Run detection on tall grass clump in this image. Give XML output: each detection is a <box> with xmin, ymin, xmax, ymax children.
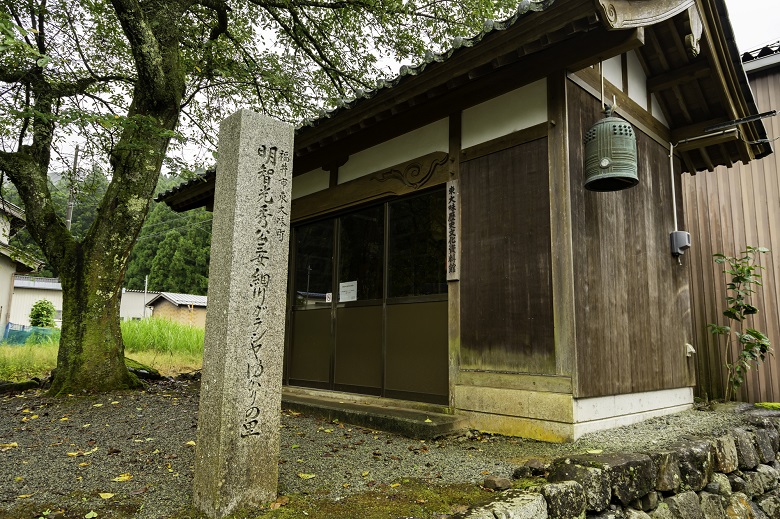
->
<box><xmin>121</xmin><ymin>318</ymin><xmax>204</xmax><ymax>356</ymax></box>
<box><xmin>121</xmin><ymin>318</ymin><xmax>204</xmax><ymax>375</ymax></box>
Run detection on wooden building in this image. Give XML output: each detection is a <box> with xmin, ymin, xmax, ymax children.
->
<box><xmin>159</xmin><ymin>0</ymin><xmax>770</xmax><ymax>440</ymax></box>
<box><xmin>147</xmin><ymin>292</ymin><xmax>208</xmax><ymax>328</ymax></box>
<box><xmin>683</xmin><ymin>42</ymin><xmax>780</xmax><ymax>403</ymax></box>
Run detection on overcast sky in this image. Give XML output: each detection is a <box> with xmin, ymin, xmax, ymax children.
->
<box><xmin>723</xmin><ymin>0</ymin><xmax>780</xmax><ymax>52</ymax></box>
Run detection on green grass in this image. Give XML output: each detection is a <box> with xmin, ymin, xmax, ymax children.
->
<box><xmin>0</xmin><ymin>318</ymin><xmax>204</xmax><ymax>381</ymax></box>
<box><xmin>121</xmin><ymin>318</ymin><xmax>204</xmax><ymax>356</ymax></box>
<box><xmin>755</xmin><ymin>402</ymin><xmax>780</xmax><ymax>410</ymax></box>
<box><xmin>0</xmin><ymin>342</ymin><xmax>58</xmax><ymax>382</ymax></box>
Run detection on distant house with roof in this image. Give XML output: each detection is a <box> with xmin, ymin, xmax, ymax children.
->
<box><xmin>0</xmin><ymin>202</ymin><xmax>43</xmax><ymax>332</ymax></box>
<box><xmin>147</xmin><ymin>292</ymin><xmax>208</xmax><ymax>328</ymax></box>
<box><xmin>7</xmin><ymin>276</ymin><xmax>159</xmax><ymax>328</ymax></box>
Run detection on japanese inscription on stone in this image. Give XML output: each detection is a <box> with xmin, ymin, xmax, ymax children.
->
<box><xmin>446</xmin><ymin>179</ymin><xmax>460</xmax><ymax>281</ymax></box>
<box><xmin>242</xmin><ymin>143</ymin><xmax>291</xmax><ymax>438</ymax></box>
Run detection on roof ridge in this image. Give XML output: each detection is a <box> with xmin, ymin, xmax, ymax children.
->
<box><xmin>742</xmin><ymin>40</ymin><xmax>780</xmax><ymax>62</ymax></box>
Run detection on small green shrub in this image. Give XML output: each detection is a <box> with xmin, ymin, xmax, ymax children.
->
<box><xmin>29</xmin><ymin>299</ymin><xmax>56</xmax><ymax>328</ymax></box>
<box><xmin>708</xmin><ymin>246</ymin><xmax>772</xmax><ymax>401</ymax></box>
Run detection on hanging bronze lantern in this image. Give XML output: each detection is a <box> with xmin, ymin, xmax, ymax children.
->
<box><xmin>583</xmin><ymin>106</ymin><xmax>638</xmax><ymax>191</ymax></box>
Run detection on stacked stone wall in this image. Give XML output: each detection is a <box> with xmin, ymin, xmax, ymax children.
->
<box><xmin>457</xmin><ymin>416</ymin><xmax>780</xmax><ymax>518</ymax></box>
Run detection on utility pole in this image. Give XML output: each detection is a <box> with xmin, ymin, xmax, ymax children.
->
<box><xmin>143</xmin><ymin>275</ymin><xmax>148</xmax><ymax>318</ymax></box>
<box><xmin>65</xmin><ymin>144</ymin><xmax>79</xmax><ymax>231</ymax></box>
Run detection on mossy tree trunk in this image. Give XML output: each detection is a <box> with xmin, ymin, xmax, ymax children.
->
<box><xmin>53</xmin><ymin>249</ymin><xmax>139</xmax><ymax>394</ymax></box>
<box><xmin>0</xmin><ymin>0</ymin><xmax>191</xmax><ymax>394</ymax></box>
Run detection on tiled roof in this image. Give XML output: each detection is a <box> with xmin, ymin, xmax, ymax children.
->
<box><xmin>155</xmin><ymin>0</ymin><xmax>554</xmax><ymax>205</ymax></box>
<box><xmin>148</xmin><ymin>292</ymin><xmax>208</xmax><ymax>308</ymax></box>
<box><xmin>0</xmin><ymin>200</ymin><xmax>25</xmax><ymax>222</ymax></box>
<box><xmin>155</xmin><ymin>169</ymin><xmax>215</xmax><ymax>204</ymax></box>
<box><xmin>742</xmin><ymin>41</ymin><xmax>780</xmax><ymax>63</ymax></box>
<box><xmin>295</xmin><ymin>0</ymin><xmax>554</xmax><ymax>132</ymax></box>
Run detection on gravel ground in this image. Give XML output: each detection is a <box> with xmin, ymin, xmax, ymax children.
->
<box><xmin>0</xmin><ymin>377</ymin><xmax>762</xmax><ymax>518</ymax></box>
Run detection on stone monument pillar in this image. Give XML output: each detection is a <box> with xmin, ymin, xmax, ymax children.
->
<box><xmin>193</xmin><ymin>110</ymin><xmax>294</xmax><ymax>518</ymax></box>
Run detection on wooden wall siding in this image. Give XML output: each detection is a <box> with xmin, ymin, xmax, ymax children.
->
<box><xmin>460</xmin><ymin>137</ymin><xmax>556</xmax><ymax>374</ymax></box>
<box><xmin>568</xmin><ymin>82</ymin><xmax>692</xmax><ymax>398</ymax></box>
<box><xmin>682</xmin><ymin>68</ymin><xmax>780</xmax><ymax>403</ymax></box>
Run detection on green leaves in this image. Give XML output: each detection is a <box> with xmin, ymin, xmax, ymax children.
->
<box><xmin>29</xmin><ymin>300</ymin><xmax>56</xmax><ymax>328</ymax></box>
<box><xmin>711</xmin><ymin>246</ymin><xmax>772</xmax><ymax>400</ymax></box>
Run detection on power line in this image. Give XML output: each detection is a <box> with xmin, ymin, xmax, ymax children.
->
<box><xmin>136</xmin><ymin>218</ymin><xmax>212</xmax><ymax>241</ymax></box>
<box><xmin>141</xmin><ymin>210</ymin><xmax>206</xmax><ymax>230</ymax></box>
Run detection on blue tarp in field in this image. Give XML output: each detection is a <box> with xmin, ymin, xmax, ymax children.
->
<box><xmin>3</xmin><ymin>323</ymin><xmax>58</xmax><ymax>344</ymax></box>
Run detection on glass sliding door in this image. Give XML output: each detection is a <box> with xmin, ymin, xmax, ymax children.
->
<box><xmin>334</xmin><ymin>205</ymin><xmax>384</xmax><ymax>394</ymax></box>
<box><xmin>287</xmin><ymin>187</ymin><xmax>448</xmax><ymax>404</ymax></box>
<box><xmin>288</xmin><ymin>220</ymin><xmax>334</xmax><ymax>388</ymax></box>
<box><xmin>385</xmin><ymin>190</ymin><xmax>448</xmax><ymax>402</ymax></box>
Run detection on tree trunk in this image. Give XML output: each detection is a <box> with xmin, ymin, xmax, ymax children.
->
<box><xmin>48</xmin><ymin>246</ymin><xmax>142</xmax><ymax>396</ymax></box>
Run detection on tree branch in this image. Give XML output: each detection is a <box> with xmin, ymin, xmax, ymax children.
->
<box><xmin>109</xmin><ymin>0</ymin><xmax>167</xmax><ymax>99</ymax></box>
<box><xmin>187</xmin><ymin>0</ymin><xmax>230</xmax><ymax>41</ymax></box>
<box><xmin>34</xmin><ymin>0</ymin><xmax>47</xmax><ymax>56</ymax></box>
<box><xmin>18</xmin><ymin>84</ymin><xmax>31</xmax><ymax>149</ymax></box>
<box><xmin>0</xmin><ymin>150</ymin><xmax>73</xmax><ymax>269</ymax></box>
<box><xmin>0</xmin><ymin>64</ymin><xmax>35</xmax><ymax>84</ymax></box>
<box><xmin>52</xmin><ymin>75</ymin><xmax>135</xmax><ymax>98</ymax></box>
<box><xmin>264</xmin><ymin>6</ymin><xmax>348</xmax><ymax>95</ymax></box>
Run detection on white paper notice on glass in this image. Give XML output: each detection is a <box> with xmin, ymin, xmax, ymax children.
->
<box><xmin>339</xmin><ymin>281</ymin><xmax>357</xmax><ymax>302</ymax></box>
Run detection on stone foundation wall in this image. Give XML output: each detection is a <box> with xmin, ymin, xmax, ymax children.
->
<box><xmin>457</xmin><ymin>415</ymin><xmax>780</xmax><ymax>518</ymax></box>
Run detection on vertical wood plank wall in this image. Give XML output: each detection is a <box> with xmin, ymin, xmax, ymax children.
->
<box><xmin>568</xmin><ymin>82</ymin><xmax>693</xmax><ymax>398</ymax></box>
<box><xmin>460</xmin><ymin>137</ymin><xmax>556</xmax><ymax>374</ymax></box>
<box><xmin>682</xmin><ymin>67</ymin><xmax>780</xmax><ymax>402</ymax></box>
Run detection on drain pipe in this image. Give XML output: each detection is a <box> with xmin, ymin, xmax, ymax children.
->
<box><xmin>669</xmin><ymin>141</ymin><xmax>690</xmax><ymax>264</ymax></box>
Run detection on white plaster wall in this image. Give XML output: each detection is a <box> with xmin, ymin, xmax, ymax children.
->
<box><xmin>292</xmin><ymin>168</ymin><xmax>330</xmax><ymax>200</ymax></box>
<box><xmin>0</xmin><ymin>257</ymin><xmax>15</xmax><ymax>331</ymax></box>
<box><xmin>652</xmin><ymin>94</ymin><xmax>669</xmax><ymax>128</ymax></box>
<box><xmin>338</xmin><ymin>118</ymin><xmax>449</xmax><ymax>184</ymax></box>
<box><xmin>603</xmin><ymin>55</ymin><xmax>623</xmax><ymax>90</ymax></box>
<box><xmin>120</xmin><ymin>290</ymin><xmax>157</xmax><ymax>320</ymax></box>
<box><xmin>572</xmin><ymin>387</ymin><xmax>693</xmax><ymax>438</ymax></box>
<box><xmin>9</xmin><ymin>288</ymin><xmax>63</xmax><ymax>327</ymax></box>
<box><xmin>626</xmin><ymin>51</ymin><xmax>648</xmax><ymax>110</ymax></box>
<box><xmin>461</xmin><ymin>79</ymin><xmax>547</xmax><ymax>149</ymax></box>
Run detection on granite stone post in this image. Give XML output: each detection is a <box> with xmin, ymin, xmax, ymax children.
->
<box><xmin>193</xmin><ymin>110</ymin><xmax>294</xmax><ymax>518</ymax></box>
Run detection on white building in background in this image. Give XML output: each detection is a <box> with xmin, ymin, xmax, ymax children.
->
<box><xmin>0</xmin><ymin>202</ymin><xmax>43</xmax><ymax>332</ymax></box>
<box><xmin>8</xmin><ymin>276</ymin><xmax>158</xmax><ymax>327</ymax></box>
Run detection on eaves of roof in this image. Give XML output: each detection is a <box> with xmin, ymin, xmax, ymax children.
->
<box><xmin>712</xmin><ymin>0</ymin><xmax>771</xmax><ymax>160</ymax></box>
<box><xmin>0</xmin><ymin>200</ymin><xmax>27</xmax><ymax>237</ymax></box>
<box><xmin>1</xmin><ymin>245</ymin><xmax>44</xmax><ymax>273</ymax></box>
<box><xmin>158</xmin><ymin>0</ymin><xmax>771</xmax><ymax>208</ymax></box>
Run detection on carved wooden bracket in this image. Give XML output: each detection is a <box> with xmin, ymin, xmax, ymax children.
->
<box><xmin>373</xmin><ymin>154</ymin><xmax>449</xmax><ymax>189</ymax></box>
<box><xmin>596</xmin><ymin>0</ymin><xmax>694</xmax><ymax>29</ymax></box>
<box><xmin>685</xmin><ymin>5</ymin><xmax>703</xmax><ymax>57</ymax></box>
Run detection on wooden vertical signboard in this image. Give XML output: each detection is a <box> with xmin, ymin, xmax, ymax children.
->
<box><xmin>446</xmin><ymin>179</ymin><xmax>460</xmax><ymax>281</ymax></box>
